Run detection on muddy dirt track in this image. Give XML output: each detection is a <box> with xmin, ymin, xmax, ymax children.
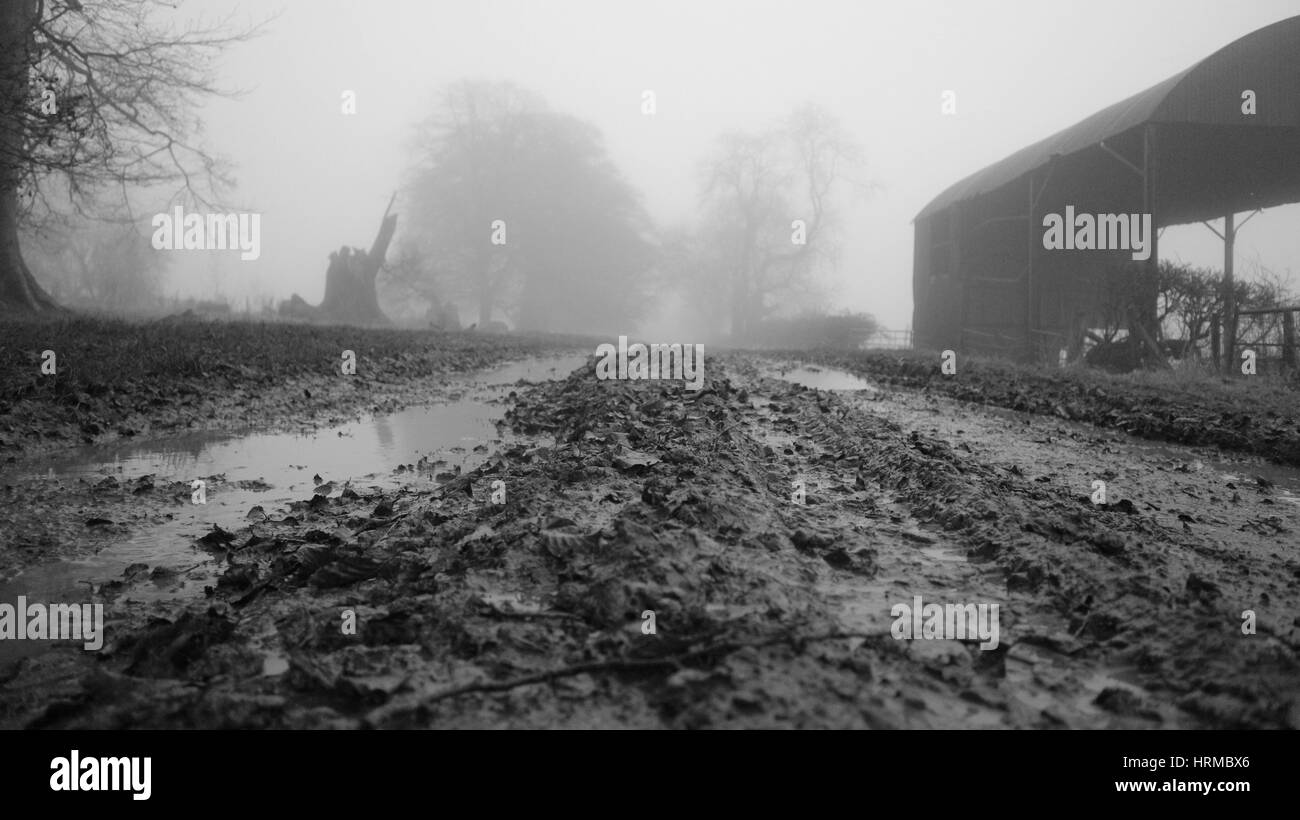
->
<box><xmin>2</xmin><ymin>350</ymin><xmax>1298</xmax><ymax>729</ymax></box>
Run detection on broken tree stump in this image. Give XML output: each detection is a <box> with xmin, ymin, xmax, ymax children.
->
<box><xmin>280</xmin><ymin>194</ymin><xmax>398</xmax><ymax>325</ymax></box>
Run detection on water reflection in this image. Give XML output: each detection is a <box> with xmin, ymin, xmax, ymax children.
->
<box><xmin>773</xmin><ymin>365</ymin><xmax>877</xmax><ymax>393</ymax></box>
<box><xmin>0</xmin><ymin>353</ymin><xmax>590</xmax><ymax>669</ymax></box>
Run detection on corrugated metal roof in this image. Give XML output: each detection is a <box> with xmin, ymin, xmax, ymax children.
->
<box><xmin>915</xmin><ymin>15</ymin><xmax>1300</xmax><ymax>221</ymax></box>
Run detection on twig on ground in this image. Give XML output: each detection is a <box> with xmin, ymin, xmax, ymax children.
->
<box><xmin>364</xmin><ymin>629</ymin><xmax>873</xmax><ymax>724</ymax></box>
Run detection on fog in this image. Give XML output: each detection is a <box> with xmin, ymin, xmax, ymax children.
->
<box><xmin>158</xmin><ymin>0</ymin><xmax>1299</xmax><ymax>334</ymax></box>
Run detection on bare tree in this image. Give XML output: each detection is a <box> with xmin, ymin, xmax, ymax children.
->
<box><xmin>1234</xmin><ymin>258</ymin><xmax>1295</xmax><ymax>359</ymax></box>
<box><xmin>1088</xmin><ymin>258</ymin><xmax>1295</xmax><ymax>368</ymax></box>
<box><xmin>1156</xmin><ymin>261</ymin><xmax>1220</xmax><ymax>358</ymax></box>
<box><xmin>405</xmin><ymin>81</ymin><xmax>543</xmax><ymax>326</ymax></box>
<box><xmin>698</xmin><ymin>103</ymin><xmax>869</xmax><ymax>341</ymax></box>
<box><xmin>405</xmin><ymin>80</ymin><xmax>656</xmax><ymax>333</ymax></box>
<box><xmin>653</xmin><ymin>223</ymin><xmax>731</xmax><ymax>337</ymax></box>
<box><xmin>0</xmin><ymin>0</ymin><xmax>264</xmax><ymax>312</ymax></box>
<box><xmin>24</xmin><ymin>215</ymin><xmax>168</xmax><ymax>309</ymax></box>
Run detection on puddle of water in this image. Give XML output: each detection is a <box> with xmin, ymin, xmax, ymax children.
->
<box><xmin>772</xmin><ymin>365</ymin><xmax>877</xmax><ymax>393</ymax></box>
<box><xmin>0</xmin><ymin>354</ymin><xmax>589</xmax><ymax>668</ymax></box>
<box><xmin>476</xmin><ymin>354</ymin><xmax>592</xmax><ymax>387</ymax></box>
<box><xmin>1136</xmin><ymin>443</ymin><xmax>1300</xmax><ymax>502</ymax></box>
<box><xmin>24</xmin><ymin>354</ymin><xmax>590</xmax><ymax>485</ymax></box>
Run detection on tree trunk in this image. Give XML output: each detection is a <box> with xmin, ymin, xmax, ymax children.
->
<box><xmin>282</xmin><ymin>198</ymin><xmax>397</xmax><ymax>325</ymax></box>
<box><xmin>0</xmin><ymin>189</ymin><xmax>60</xmax><ymax>312</ymax></box>
<box><xmin>0</xmin><ymin>0</ymin><xmax>61</xmax><ymax>313</ymax></box>
<box><xmin>477</xmin><ymin>297</ymin><xmax>490</xmax><ymax>325</ymax></box>
<box><xmin>1127</xmin><ymin>305</ymin><xmax>1171</xmax><ymax>370</ymax></box>
<box><xmin>731</xmin><ymin>260</ymin><xmax>752</xmax><ymax>342</ymax></box>
<box><xmin>316</xmin><ymin>247</ymin><xmax>385</xmax><ymax>323</ymax></box>
<box><xmin>475</xmin><ymin>243</ymin><xmax>493</xmax><ymax>325</ymax></box>
<box><xmin>729</xmin><ymin>274</ymin><xmax>746</xmax><ymax>341</ymax></box>
<box><xmin>732</xmin><ymin>221</ymin><xmax>755</xmax><ymax>342</ymax></box>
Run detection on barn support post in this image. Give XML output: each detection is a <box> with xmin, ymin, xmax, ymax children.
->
<box><xmin>1201</xmin><ymin>219</ymin><xmax>1227</xmax><ymax>368</ymax></box>
<box><xmin>1283</xmin><ymin>310</ymin><xmax>1297</xmax><ymax>369</ymax></box>
<box><xmin>1102</xmin><ymin>131</ymin><xmax>1165</xmax><ymax>367</ymax></box>
<box><xmin>1201</xmin><ymin>209</ymin><xmax>1260</xmax><ymax>372</ymax></box>
<box><xmin>1223</xmin><ymin>211</ymin><xmax>1237</xmax><ymax>372</ymax></box>
<box><xmin>1136</xmin><ymin>124</ymin><xmax>1166</xmax><ymax>366</ymax></box>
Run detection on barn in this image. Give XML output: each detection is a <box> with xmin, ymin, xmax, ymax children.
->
<box><xmin>912</xmin><ymin>15</ymin><xmax>1300</xmax><ymax>363</ymax></box>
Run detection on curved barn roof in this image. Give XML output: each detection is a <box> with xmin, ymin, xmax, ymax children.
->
<box><xmin>915</xmin><ymin>15</ymin><xmax>1300</xmax><ymax>221</ymax></box>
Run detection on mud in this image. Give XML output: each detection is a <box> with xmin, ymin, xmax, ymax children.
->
<box><xmin>3</xmin><ymin>352</ymin><xmax>1296</xmax><ymax>729</ymax></box>
<box><xmin>797</xmin><ymin>349</ymin><xmax>1300</xmax><ymax>467</ymax></box>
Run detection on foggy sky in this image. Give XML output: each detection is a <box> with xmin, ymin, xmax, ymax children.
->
<box><xmin>171</xmin><ymin>0</ymin><xmax>1300</xmax><ymax>331</ymax></box>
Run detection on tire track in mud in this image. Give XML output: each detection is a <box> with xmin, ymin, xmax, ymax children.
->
<box><xmin>733</xmin><ymin>358</ymin><xmax>1177</xmax><ymax>728</ymax></box>
<box><xmin>309</xmin><ymin>356</ymin><xmax>1279</xmax><ymax>729</ymax></box>
<box><xmin>854</xmin><ymin>385</ymin><xmax>1300</xmax><ymax>728</ymax></box>
<box><xmin>7</xmin><ymin>354</ymin><xmax>1297</xmax><ymax>728</ymax></box>
<box><xmin>750</xmin><ymin>356</ymin><xmax>1300</xmax><ymax>728</ymax></box>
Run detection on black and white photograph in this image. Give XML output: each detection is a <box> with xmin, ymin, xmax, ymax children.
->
<box><xmin>0</xmin><ymin>0</ymin><xmax>1296</xmax><ymax>803</ymax></box>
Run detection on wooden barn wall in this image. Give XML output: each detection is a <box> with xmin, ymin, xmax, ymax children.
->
<box><xmin>912</xmin><ymin>213</ymin><xmax>964</xmax><ymax>352</ymax></box>
<box><xmin>960</xmin><ymin>182</ymin><xmax>1028</xmax><ymax>351</ymax></box>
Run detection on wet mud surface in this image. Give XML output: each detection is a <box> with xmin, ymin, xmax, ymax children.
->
<box><xmin>0</xmin><ymin>317</ymin><xmax>568</xmax><ymax>461</ymax></box>
<box><xmin>3</xmin><ymin>352</ymin><xmax>1296</xmax><ymax>728</ymax></box>
<box><xmin>798</xmin><ymin>349</ymin><xmax>1300</xmax><ymax>467</ymax></box>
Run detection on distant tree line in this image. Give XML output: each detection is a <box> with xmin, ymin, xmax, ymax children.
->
<box><xmin>393</xmin><ymin>80</ymin><xmax>875</xmax><ymax>341</ymax></box>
